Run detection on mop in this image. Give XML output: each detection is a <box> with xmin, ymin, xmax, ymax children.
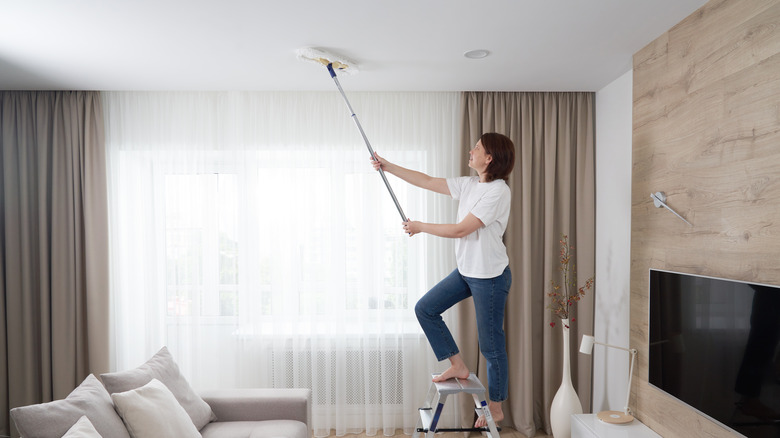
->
<box><xmin>296</xmin><ymin>47</ymin><xmax>408</xmax><ymax>223</ymax></box>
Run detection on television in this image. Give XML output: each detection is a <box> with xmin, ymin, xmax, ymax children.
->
<box><xmin>649</xmin><ymin>269</ymin><xmax>780</xmax><ymax>437</ymax></box>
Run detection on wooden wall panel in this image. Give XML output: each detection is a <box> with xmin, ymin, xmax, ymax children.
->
<box><xmin>631</xmin><ymin>0</ymin><xmax>780</xmax><ymax>436</ymax></box>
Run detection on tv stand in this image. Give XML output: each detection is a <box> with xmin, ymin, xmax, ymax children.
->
<box><xmin>572</xmin><ymin>414</ymin><xmax>660</xmax><ymax>437</ymax></box>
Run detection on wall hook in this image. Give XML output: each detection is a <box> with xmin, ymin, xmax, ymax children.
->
<box><xmin>650</xmin><ymin>192</ymin><xmax>692</xmax><ymax>226</ymax></box>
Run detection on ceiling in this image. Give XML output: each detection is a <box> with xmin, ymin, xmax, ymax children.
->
<box><xmin>0</xmin><ymin>0</ymin><xmax>708</xmax><ymax>92</ymax></box>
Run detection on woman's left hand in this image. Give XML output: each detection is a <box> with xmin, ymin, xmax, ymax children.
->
<box><xmin>403</xmin><ymin>220</ymin><xmax>422</xmax><ymax>236</ymax></box>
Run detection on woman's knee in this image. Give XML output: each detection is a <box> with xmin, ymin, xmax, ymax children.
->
<box><xmin>479</xmin><ymin>344</ymin><xmax>508</xmax><ymax>362</ymax></box>
<box><xmin>414</xmin><ymin>299</ymin><xmax>429</xmax><ymax>320</ymax></box>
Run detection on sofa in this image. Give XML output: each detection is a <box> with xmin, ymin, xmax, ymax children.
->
<box><xmin>10</xmin><ymin>347</ymin><xmax>311</xmax><ymax>438</ymax></box>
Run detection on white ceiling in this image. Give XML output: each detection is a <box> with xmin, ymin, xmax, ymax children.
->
<box><xmin>0</xmin><ymin>0</ymin><xmax>707</xmax><ymax>92</ymax></box>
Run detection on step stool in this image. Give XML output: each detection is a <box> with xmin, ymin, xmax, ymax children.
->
<box><xmin>414</xmin><ymin>373</ymin><xmax>500</xmax><ymax>438</ymax></box>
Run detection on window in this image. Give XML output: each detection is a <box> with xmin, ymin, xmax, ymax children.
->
<box><xmin>165</xmin><ymin>173</ymin><xmax>239</xmax><ymax>317</ymax></box>
<box><xmin>152</xmin><ymin>149</ymin><xmax>425</xmax><ymax>332</ymax></box>
<box><xmin>105</xmin><ymin>91</ymin><xmax>461</xmax><ymax>434</ymax></box>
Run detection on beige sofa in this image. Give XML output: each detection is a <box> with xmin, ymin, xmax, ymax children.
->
<box><xmin>199</xmin><ymin>388</ymin><xmax>310</xmax><ymax>438</ymax></box>
<box><xmin>10</xmin><ymin>347</ymin><xmax>311</xmax><ymax>438</ymax></box>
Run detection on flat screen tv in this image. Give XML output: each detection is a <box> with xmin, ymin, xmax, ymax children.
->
<box><xmin>649</xmin><ymin>269</ymin><xmax>780</xmax><ymax>437</ymax></box>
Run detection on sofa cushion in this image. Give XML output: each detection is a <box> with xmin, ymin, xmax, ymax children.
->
<box><xmin>9</xmin><ymin>374</ymin><xmax>130</xmax><ymax>438</ymax></box>
<box><xmin>111</xmin><ymin>378</ymin><xmax>200</xmax><ymax>438</ymax></box>
<box><xmin>62</xmin><ymin>416</ymin><xmax>102</xmax><ymax>438</ymax></box>
<box><xmin>200</xmin><ymin>420</ymin><xmax>309</xmax><ymax>438</ymax></box>
<box><xmin>100</xmin><ymin>346</ymin><xmax>216</xmax><ymax>429</ymax></box>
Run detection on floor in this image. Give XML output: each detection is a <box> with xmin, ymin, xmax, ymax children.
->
<box><xmin>322</xmin><ymin>428</ymin><xmax>552</xmax><ymax>437</ymax></box>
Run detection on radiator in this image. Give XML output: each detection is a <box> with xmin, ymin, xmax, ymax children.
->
<box><xmin>271</xmin><ymin>348</ymin><xmax>405</xmax><ymax>407</ymax></box>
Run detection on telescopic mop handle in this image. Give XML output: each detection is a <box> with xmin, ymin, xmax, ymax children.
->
<box><xmin>327</xmin><ymin>63</ymin><xmax>409</xmax><ymax>223</ymax></box>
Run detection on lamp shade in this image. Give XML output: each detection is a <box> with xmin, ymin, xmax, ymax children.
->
<box><xmin>579</xmin><ymin>335</ymin><xmax>595</xmax><ymax>355</ymax></box>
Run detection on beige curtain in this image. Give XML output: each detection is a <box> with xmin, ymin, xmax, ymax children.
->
<box><xmin>458</xmin><ymin>92</ymin><xmax>595</xmax><ymax>436</ymax></box>
<box><xmin>0</xmin><ymin>91</ymin><xmax>110</xmax><ymax>437</ymax></box>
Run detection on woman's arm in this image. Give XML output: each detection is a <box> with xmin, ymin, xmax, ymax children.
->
<box><xmin>372</xmin><ymin>153</ymin><xmax>450</xmax><ymax>195</ymax></box>
<box><xmin>403</xmin><ymin>213</ymin><xmax>483</xmax><ymax>238</ymax></box>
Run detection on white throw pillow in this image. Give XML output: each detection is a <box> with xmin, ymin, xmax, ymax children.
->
<box><xmin>111</xmin><ymin>379</ymin><xmax>201</xmax><ymax>438</ymax></box>
<box><xmin>100</xmin><ymin>346</ymin><xmax>215</xmax><ymax>429</ymax></box>
<box><xmin>61</xmin><ymin>416</ymin><xmax>102</xmax><ymax>438</ymax></box>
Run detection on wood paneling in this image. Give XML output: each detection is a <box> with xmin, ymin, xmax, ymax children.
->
<box><xmin>631</xmin><ymin>0</ymin><xmax>780</xmax><ymax>436</ymax></box>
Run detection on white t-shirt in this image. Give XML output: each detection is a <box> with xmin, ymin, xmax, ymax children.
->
<box><xmin>446</xmin><ymin>176</ymin><xmax>511</xmax><ymax>278</ymax></box>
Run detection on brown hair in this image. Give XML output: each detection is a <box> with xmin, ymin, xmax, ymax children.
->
<box><xmin>480</xmin><ymin>132</ymin><xmax>515</xmax><ymax>182</ymax></box>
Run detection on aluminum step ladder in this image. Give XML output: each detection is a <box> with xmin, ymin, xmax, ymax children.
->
<box><xmin>414</xmin><ymin>373</ymin><xmax>500</xmax><ymax>438</ymax></box>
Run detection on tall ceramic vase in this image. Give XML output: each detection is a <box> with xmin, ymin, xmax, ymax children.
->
<box><xmin>550</xmin><ymin>319</ymin><xmax>583</xmax><ymax>438</ymax></box>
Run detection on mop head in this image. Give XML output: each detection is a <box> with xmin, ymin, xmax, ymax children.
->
<box><xmin>296</xmin><ymin>47</ymin><xmax>359</xmax><ymax>75</ymax></box>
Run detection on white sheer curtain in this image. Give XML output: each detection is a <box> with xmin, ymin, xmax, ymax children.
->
<box><xmin>103</xmin><ymin>91</ymin><xmax>463</xmax><ymax>436</ymax></box>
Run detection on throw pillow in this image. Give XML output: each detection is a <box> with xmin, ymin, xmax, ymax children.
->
<box><xmin>100</xmin><ymin>346</ymin><xmax>215</xmax><ymax>430</ymax></box>
<box><xmin>10</xmin><ymin>374</ymin><xmax>130</xmax><ymax>438</ymax></box>
<box><xmin>62</xmin><ymin>416</ymin><xmax>102</xmax><ymax>438</ymax></box>
<box><xmin>111</xmin><ymin>378</ymin><xmax>201</xmax><ymax>438</ymax></box>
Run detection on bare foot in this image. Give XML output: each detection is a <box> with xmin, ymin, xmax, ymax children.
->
<box><xmin>432</xmin><ymin>353</ymin><xmax>470</xmax><ymax>382</ymax></box>
<box><xmin>475</xmin><ymin>402</ymin><xmax>503</xmax><ymax>429</ymax></box>
<box><xmin>432</xmin><ymin>365</ymin><xmax>470</xmax><ymax>382</ymax></box>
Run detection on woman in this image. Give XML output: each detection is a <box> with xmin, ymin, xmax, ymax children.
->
<box><xmin>371</xmin><ymin>132</ymin><xmax>515</xmax><ymax>428</ymax></box>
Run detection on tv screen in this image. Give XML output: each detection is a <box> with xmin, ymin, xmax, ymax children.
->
<box><xmin>649</xmin><ymin>269</ymin><xmax>780</xmax><ymax>437</ymax></box>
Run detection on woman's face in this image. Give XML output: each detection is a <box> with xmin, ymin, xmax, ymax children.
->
<box><xmin>468</xmin><ymin>140</ymin><xmax>492</xmax><ymax>172</ymax></box>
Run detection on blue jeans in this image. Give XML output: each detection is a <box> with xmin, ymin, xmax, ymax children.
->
<box><xmin>415</xmin><ymin>267</ymin><xmax>511</xmax><ymax>402</ymax></box>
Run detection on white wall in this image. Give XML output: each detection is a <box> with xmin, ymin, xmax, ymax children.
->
<box><xmin>593</xmin><ymin>69</ymin><xmax>633</xmax><ymax>413</ymax></box>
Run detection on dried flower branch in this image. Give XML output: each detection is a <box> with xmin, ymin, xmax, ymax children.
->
<box><xmin>547</xmin><ymin>234</ymin><xmax>594</xmax><ymax>329</ymax></box>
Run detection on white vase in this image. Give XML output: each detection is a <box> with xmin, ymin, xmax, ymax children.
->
<box><xmin>550</xmin><ymin>318</ymin><xmax>583</xmax><ymax>438</ymax></box>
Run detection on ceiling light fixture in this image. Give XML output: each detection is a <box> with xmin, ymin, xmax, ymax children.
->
<box><xmin>463</xmin><ymin>49</ymin><xmax>490</xmax><ymax>59</ymax></box>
